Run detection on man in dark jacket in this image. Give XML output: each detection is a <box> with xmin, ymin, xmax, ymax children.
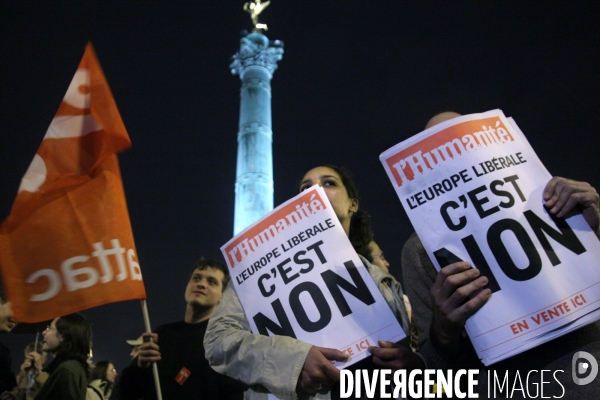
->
<box><xmin>119</xmin><ymin>258</ymin><xmax>247</xmax><ymax>399</ymax></box>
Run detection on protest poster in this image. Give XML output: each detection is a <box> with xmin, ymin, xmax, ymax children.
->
<box><xmin>221</xmin><ymin>185</ymin><xmax>406</xmax><ymax>368</ymax></box>
<box><xmin>0</xmin><ymin>43</ymin><xmax>146</xmax><ymax>323</ymax></box>
<box><xmin>380</xmin><ymin>109</ymin><xmax>600</xmax><ymax>365</ymax></box>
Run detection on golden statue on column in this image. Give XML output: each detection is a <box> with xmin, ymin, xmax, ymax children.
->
<box><xmin>244</xmin><ymin>0</ymin><xmax>270</xmax><ymax>31</ymax></box>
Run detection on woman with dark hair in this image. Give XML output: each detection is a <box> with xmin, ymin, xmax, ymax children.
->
<box><xmin>205</xmin><ymin>165</ymin><xmax>423</xmax><ymax>400</ymax></box>
<box><xmin>87</xmin><ymin>360</ymin><xmax>116</xmax><ymax>400</ymax></box>
<box><xmin>35</xmin><ymin>313</ymin><xmax>91</xmax><ymax>400</ymax></box>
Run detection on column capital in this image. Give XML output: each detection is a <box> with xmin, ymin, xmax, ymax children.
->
<box><xmin>230</xmin><ymin>32</ymin><xmax>284</xmax><ymax>76</ymax></box>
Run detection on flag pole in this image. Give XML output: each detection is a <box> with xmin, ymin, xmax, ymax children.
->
<box><xmin>141</xmin><ymin>299</ymin><xmax>163</xmax><ymax>400</ymax></box>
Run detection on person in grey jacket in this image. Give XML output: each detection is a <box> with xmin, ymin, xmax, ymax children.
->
<box><xmin>205</xmin><ymin>165</ymin><xmax>423</xmax><ymax>400</ymax></box>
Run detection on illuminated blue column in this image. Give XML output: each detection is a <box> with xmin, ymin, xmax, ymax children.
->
<box><xmin>230</xmin><ymin>32</ymin><xmax>284</xmax><ymax>234</ymax></box>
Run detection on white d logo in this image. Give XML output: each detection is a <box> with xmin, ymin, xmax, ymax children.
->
<box><xmin>572</xmin><ymin>351</ymin><xmax>598</xmax><ymax>386</ymax></box>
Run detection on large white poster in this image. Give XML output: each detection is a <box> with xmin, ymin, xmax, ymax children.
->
<box><xmin>380</xmin><ymin>109</ymin><xmax>600</xmax><ymax>365</ymax></box>
<box><xmin>221</xmin><ymin>185</ymin><xmax>406</xmax><ymax>368</ymax></box>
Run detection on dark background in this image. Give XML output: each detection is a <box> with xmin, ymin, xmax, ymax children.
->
<box><xmin>1</xmin><ymin>0</ymin><xmax>599</xmax><ymax>375</ymax></box>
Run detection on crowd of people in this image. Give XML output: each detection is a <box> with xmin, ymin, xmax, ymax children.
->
<box><xmin>0</xmin><ymin>112</ymin><xmax>599</xmax><ymax>399</ymax></box>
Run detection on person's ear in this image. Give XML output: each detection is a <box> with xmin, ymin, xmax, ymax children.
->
<box><xmin>349</xmin><ymin>198</ymin><xmax>358</xmax><ymax>213</ymax></box>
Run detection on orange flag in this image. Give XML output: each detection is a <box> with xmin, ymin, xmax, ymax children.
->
<box><xmin>0</xmin><ymin>43</ymin><xmax>146</xmax><ymax>323</ymax></box>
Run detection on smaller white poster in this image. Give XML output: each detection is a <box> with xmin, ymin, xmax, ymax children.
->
<box><xmin>221</xmin><ymin>185</ymin><xmax>406</xmax><ymax>368</ymax></box>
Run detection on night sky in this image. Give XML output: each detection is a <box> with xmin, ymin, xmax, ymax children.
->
<box><xmin>1</xmin><ymin>1</ymin><xmax>599</xmax><ymax>375</ymax></box>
